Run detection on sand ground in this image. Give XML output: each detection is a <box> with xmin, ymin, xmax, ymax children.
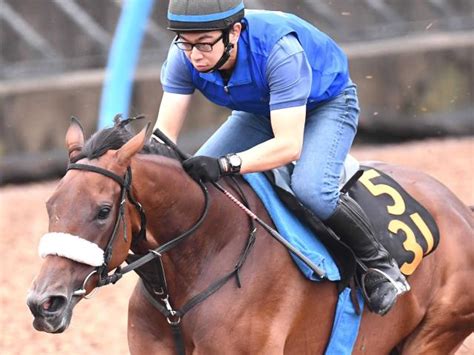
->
<box><xmin>1</xmin><ymin>137</ymin><xmax>472</xmax><ymax>354</ymax></box>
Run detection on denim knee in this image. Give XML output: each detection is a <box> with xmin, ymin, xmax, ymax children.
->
<box><xmin>291</xmin><ymin>176</ymin><xmax>340</xmax><ymax>220</ymax></box>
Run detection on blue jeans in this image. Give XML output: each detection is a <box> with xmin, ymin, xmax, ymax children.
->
<box><xmin>196</xmin><ymin>83</ymin><xmax>360</xmax><ymax>220</ymax></box>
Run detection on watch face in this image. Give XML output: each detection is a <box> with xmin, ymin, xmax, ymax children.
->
<box><xmin>228</xmin><ymin>154</ymin><xmax>241</xmax><ymax>167</ymax></box>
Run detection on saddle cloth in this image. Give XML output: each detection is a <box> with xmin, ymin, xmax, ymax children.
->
<box><xmin>349</xmin><ymin>166</ymin><xmax>440</xmax><ymax>275</ymax></box>
<box><xmin>243</xmin><ymin>162</ymin><xmax>440</xmax><ymax>354</ymax></box>
<box><xmin>244</xmin><ymin>172</ymin><xmax>362</xmax><ymax>355</ymax></box>
<box><xmin>259</xmin><ymin>163</ymin><xmax>440</xmax><ymax>278</ymax></box>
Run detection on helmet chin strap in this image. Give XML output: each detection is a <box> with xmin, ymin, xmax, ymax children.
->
<box><xmin>201</xmin><ymin>29</ymin><xmax>234</xmax><ymax>73</ymax></box>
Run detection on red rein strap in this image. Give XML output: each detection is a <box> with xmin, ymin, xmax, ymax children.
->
<box><xmin>152</xmin><ymin>128</ymin><xmax>326</xmax><ymax>279</ymax></box>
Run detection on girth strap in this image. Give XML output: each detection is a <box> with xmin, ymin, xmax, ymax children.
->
<box><xmin>133</xmin><ymin>174</ymin><xmax>257</xmax><ymax>355</ymax></box>
<box><xmin>138</xmin><ymin>225</ymin><xmax>257</xmax><ymax>355</ymax></box>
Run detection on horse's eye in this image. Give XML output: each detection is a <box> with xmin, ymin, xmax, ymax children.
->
<box><xmin>97</xmin><ymin>207</ymin><xmax>111</xmax><ymax>220</ymax></box>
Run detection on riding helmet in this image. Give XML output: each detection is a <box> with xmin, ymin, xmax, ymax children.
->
<box><xmin>167</xmin><ymin>0</ymin><xmax>245</xmax><ymax>32</ymax></box>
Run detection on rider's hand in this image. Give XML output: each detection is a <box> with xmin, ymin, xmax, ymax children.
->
<box><xmin>183</xmin><ymin>156</ymin><xmax>224</xmax><ymax>182</ymax></box>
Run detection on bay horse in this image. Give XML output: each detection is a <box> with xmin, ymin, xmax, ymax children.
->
<box><xmin>27</xmin><ymin>118</ymin><xmax>474</xmax><ymax>354</ymax></box>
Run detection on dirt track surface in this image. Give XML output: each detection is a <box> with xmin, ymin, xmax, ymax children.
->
<box><xmin>1</xmin><ymin>137</ymin><xmax>473</xmax><ymax>355</ymax></box>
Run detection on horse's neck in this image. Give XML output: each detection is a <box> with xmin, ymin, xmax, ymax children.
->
<box><xmin>131</xmin><ymin>155</ymin><xmax>205</xmax><ymax>240</ymax></box>
<box><xmin>130</xmin><ymin>155</ymin><xmax>248</xmax><ymax>290</ymax></box>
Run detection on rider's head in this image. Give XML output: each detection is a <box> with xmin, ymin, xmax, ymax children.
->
<box><xmin>167</xmin><ymin>0</ymin><xmax>245</xmax><ymax>73</ymax></box>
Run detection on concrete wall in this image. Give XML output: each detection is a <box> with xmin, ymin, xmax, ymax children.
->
<box><xmin>349</xmin><ymin>43</ymin><xmax>473</xmax><ymax>139</ymax></box>
<box><xmin>1</xmin><ymin>36</ymin><xmax>472</xmax><ymax>157</ymax></box>
<box><xmin>1</xmin><ymin>29</ymin><xmax>473</xmax><ymax>183</ymax></box>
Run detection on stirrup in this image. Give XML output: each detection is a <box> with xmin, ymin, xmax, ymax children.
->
<box><xmin>360</xmin><ymin>267</ymin><xmax>410</xmax><ymax>303</ymax></box>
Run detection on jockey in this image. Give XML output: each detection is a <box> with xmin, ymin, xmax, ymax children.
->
<box><xmin>154</xmin><ymin>0</ymin><xmax>410</xmax><ymax>315</ymax></box>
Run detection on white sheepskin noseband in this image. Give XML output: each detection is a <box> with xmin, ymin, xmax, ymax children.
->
<box><xmin>38</xmin><ymin>232</ymin><xmax>104</xmax><ymax>267</ymax></box>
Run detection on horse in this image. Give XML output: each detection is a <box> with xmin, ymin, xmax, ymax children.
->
<box><xmin>27</xmin><ymin>118</ymin><xmax>474</xmax><ymax>354</ymax></box>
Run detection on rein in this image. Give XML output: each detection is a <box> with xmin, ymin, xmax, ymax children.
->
<box><xmin>67</xmin><ymin>127</ymin><xmax>325</xmax><ymax>355</ymax></box>
<box><xmin>152</xmin><ymin>128</ymin><xmax>327</xmax><ymax>279</ymax></box>
<box><xmin>66</xmin><ymin>162</ymin><xmax>211</xmax><ymax>290</ymax></box>
<box><xmin>66</xmin><ymin>156</ymin><xmax>257</xmax><ymax>355</ymax></box>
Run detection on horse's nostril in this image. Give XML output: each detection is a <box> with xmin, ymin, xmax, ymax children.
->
<box><xmin>41</xmin><ymin>296</ymin><xmax>67</xmax><ymax>314</ymax></box>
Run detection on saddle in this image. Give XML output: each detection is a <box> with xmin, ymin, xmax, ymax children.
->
<box><xmin>263</xmin><ymin>156</ymin><xmax>440</xmax><ymax>288</ymax></box>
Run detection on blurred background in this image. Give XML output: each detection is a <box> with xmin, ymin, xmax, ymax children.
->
<box><xmin>1</xmin><ymin>0</ymin><xmax>473</xmax><ymax>184</ymax></box>
<box><xmin>1</xmin><ymin>2</ymin><xmax>473</xmax><ymax>354</ymax></box>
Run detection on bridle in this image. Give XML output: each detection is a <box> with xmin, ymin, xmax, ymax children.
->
<box><xmin>66</xmin><ymin>156</ymin><xmax>257</xmax><ymax>355</ymax></box>
<box><xmin>67</xmin><ymin>158</ymin><xmax>215</xmax><ymax>292</ymax></box>
<box><xmin>66</xmin><ymin>163</ymin><xmax>148</xmax><ymax>295</ymax></box>
<box><xmin>65</xmin><ymin>129</ymin><xmax>325</xmax><ymax>355</ymax></box>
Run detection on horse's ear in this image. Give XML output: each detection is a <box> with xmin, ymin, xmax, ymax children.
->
<box><xmin>115</xmin><ymin>122</ymin><xmax>151</xmax><ymax>165</ymax></box>
<box><xmin>65</xmin><ymin>116</ymin><xmax>85</xmax><ymax>161</ymax></box>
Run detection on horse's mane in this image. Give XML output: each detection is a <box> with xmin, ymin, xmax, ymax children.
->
<box><xmin>71</xmin><ymin>115</ymin><xmax>181</xmax><ymax>162</ymax></box>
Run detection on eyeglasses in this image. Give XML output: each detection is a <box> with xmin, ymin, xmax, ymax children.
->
<box><xmin>173</xmin><ymin>33</ymin><xmax>224</xmax><ymax>53</ymax></box>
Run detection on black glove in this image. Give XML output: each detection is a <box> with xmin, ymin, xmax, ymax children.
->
<box><xmin>183</xmin><ymin>156</ymin><xmax>224</xmax><ymax>182</ymax></box>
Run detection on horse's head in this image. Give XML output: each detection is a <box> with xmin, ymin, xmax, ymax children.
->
<box><xmin>27</xmin><ymin>117</ymin><xmax>150</xmax><ymax>333</ymax></box>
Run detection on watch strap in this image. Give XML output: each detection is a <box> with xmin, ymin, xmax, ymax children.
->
<box><xmin>218</xmin><ymin>156</ymin><xmax>230</xmax><ymax>174</ymax></box>
<box><xmin>218</xmin><ymin>154</ymin><xmax>241</xmax><ymax>174</ymax></box>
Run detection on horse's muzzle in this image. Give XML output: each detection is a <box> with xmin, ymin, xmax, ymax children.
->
<box><xmin>27</xmin><ymin>292</ymin><xmax>71</xmax><ymax>333</ymax></box>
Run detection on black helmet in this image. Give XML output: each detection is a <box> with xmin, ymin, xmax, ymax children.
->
<box><xmin>168</xmin><ymin>0</ymin><xmax>245</xmax><ymax>32</ymax></box>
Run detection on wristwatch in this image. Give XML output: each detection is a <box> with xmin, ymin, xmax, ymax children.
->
<box><xmin>219</xmin><ymin>153</ymin><xmax>242</xmax><ymax>174</ymax></box>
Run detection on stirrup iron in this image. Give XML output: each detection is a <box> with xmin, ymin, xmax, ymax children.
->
<box><xmin>360</xmin><ymin>267</ymin><xmax>410</xmax><ymax>303</ymax></box>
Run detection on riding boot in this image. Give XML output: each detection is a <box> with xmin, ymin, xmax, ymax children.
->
<box><xmin>325</xmin><ymin>194</ymin><xmax>410</xmax><ymax>315</ymax></box>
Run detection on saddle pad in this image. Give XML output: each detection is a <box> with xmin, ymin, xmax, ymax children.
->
<box><xmin>244</xmin><ymin>173</ymin><xmax>340</xmax><ymax>281</ymax></box>
<box><xmin>244</xmin><ymin>173</ymin><xmax>362</xmax><ymax>355</ymax></box>
<box><xmin>349</xmin><ymin>166</ymin><xmax>440</xmax><ymax>276</ymax></box>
